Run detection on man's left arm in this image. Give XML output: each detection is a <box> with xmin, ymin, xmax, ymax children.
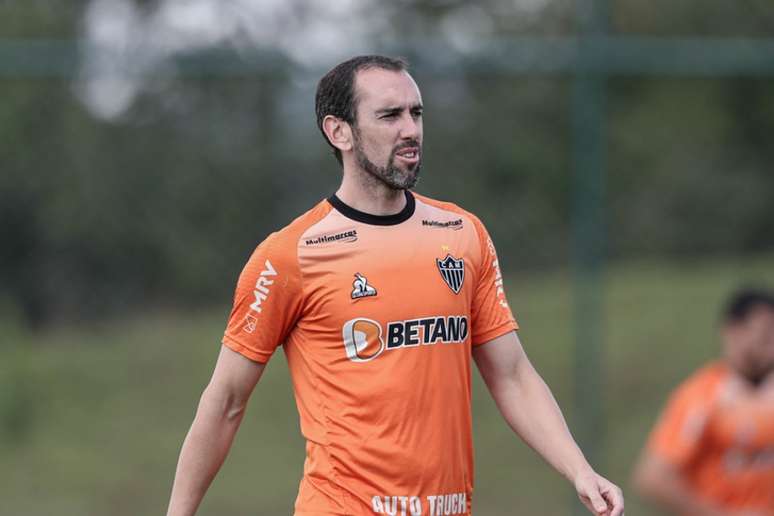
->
<box><xmin>473</xmin><ymin>331</ymin><xmax>624</xmax><ymax>516</ymax></box>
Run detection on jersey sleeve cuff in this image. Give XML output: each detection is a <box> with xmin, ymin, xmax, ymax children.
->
<box><xmin>222</xmin><ymin>335</ymin><xmax>273</xmax><ymax>364</ymax></box>
<box><xmin>471</xmin><ymin>320</ymin><xmax>519</xmax><ymax>347</ymax></box>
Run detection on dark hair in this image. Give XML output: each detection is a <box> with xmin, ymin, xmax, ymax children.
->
<box><xmin>723</xmin><ymin>287</ymin><xmax>774</xmax><ymax>323</ymax></box>
<box><xmin>315</xmin><ymin>55</ymin><xmax>409</xmax><ymax>165</ymax></box>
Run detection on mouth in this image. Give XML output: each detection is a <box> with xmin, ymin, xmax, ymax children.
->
<box><xmin>394</xmin><ymin>146</ymin><xmax>420</xmax><ymax>165</ymax></box>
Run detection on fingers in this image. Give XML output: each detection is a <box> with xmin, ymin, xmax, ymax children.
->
<box><xmin>588</xmin><ymin>489</ymin><xmax>610</xmax><ymax>515</ymax></box>
<box><xmin>578</xmin><ymin>476</ymin><xmax>625</xmax><ymax>516</ymax></box>
<box><xmin>577</xmin><ymin>483</ymin><xmax>609</xmax><ymax>515</ymax></box>
<box><xmin>601</xmin><ymin>480</ymin><xmax>625</xmax><ymax>516</ymax></box>
<box><xmin>578</xmin><ymin>494</ymin><xmax>608</xmax><ymax>516</ymax></box>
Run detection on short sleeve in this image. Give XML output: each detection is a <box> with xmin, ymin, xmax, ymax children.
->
<box><xmin>646</xmin><ymin>377</ymin><xmax>713</xmax><ymax>469</ymax></box>
<box><xmin>222</xmin><ymin>232</ymin><xmax>304</xmax><ymax>363</ymax></box>
<box><xmin>469</xmin><ymin>217</ymin><xmax>519</xmax><ymax>345</ymax></box>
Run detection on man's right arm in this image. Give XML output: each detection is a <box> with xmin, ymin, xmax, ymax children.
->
<box><xmin>166</xmin><ymin>345</ymin><xmax>266</xmax><ymax>516</ymax></box>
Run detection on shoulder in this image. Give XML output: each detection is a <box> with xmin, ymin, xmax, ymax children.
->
<box><xmin>413</xmin><ymin>192</ymin><xmax>479</xmax><ymax>221</ymax></box>
<box><xmin>671</xmin><ymin>361</ymin><xmax>729</xmax><ymax>405</ymax></box>
<box><xmin>413</xmin><ymin>192</ymin><xmax>489</xmax><ymax>237</ymax></box>
<box><xmin>647</xmin><ymin>362</ymin><xmax>727</xmax><ymax>463</ymax></box>
<box><xmin>246</xmin><ymin>199</ymin><xmax>334</xmax><ymax>268</ymax></box>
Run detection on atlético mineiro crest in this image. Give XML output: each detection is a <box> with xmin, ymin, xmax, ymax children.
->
<box><xmin>436</xmin><ymin>254</ymin><xmax>465</xmax><ymax>294</ymax></box>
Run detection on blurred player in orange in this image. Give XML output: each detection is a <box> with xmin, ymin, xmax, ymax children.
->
<box><xmin>167</xmin><ymin>55</ymin><xmax>624</xmax><ymax>516</ymax></box>
<box><xmin>633</xmin><ymin>288</ymin><xmax>774</xmax><ymax>516</ymax></box>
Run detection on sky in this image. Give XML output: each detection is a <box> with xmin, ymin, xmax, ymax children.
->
<box><xmin>76</xmin><ymin>0</ymin><xmax>389</xmax><ymax>119</ymax></box>
<box><xmin>75</xmin><ymin>0</ymin><xmax>552</xmax><ymax>120</ymax></box>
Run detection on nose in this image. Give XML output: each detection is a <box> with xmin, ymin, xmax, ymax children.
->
<box><xmin>399</xmin><ymin>112</ymin><xmax>421</xmax><ymax>141</ymax></box>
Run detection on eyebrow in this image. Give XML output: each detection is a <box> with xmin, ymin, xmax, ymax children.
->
<box><xmin>375</xmin><ymin>103</ymin><xmax>424</xmax><ymax>115</ymax></box>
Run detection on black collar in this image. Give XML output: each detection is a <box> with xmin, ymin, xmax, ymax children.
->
<box><xmin>327</xmin><ymin>190</ymin><xmax>415</xmax><ymax>226</ymax></box>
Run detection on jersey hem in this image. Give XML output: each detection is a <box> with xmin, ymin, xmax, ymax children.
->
<box><xmin>222</xmin><ymin>335</ymin><xmax>271</xmax><ymax>364</ymax></box>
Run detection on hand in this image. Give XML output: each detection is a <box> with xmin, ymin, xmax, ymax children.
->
<box><xmin>574</xmin><ymin>469</ymin><xmax>624</xmax><ymax>516</ymax></box>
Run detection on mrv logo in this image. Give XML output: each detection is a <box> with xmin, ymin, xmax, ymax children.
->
<box><xmin>342</xmin><ymin>316</ymin><xmax>469</xmax><ymax>362</ymax></box>
<box><xmin>249</xmin><ymin>259</ymin><xmax>277</xmax><ymax>313</ymax></box>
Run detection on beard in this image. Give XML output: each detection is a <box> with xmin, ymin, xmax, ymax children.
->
<box><xmin>740</xmin><ymin>360</ymin><xmax>773</xmax><ymax>387</ymax></box>
<box><xmin>352</xmin><ymin>130</ymin><xmax>422</xmax><ymax>190</ymax></box>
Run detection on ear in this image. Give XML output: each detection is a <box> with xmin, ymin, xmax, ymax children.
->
<box><xmin>322</xmin><ymin>115</ymin><xmax>353</xmax><ymax>153</ymax></box>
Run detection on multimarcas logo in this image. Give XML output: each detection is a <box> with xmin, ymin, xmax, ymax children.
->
<box><xmin>342</xmin><ymin>315</ymin><xmax>469</xmax><ymax>362</ymax></box>
<box><xmin>421</xmin><ymin>218</ymin><xmax>463</xmax><ymax>230</ymax></box>
<box><xmin>304</xmin><ymin>228</ymin><xmax>358</xmax><ymax>245</ymax></box>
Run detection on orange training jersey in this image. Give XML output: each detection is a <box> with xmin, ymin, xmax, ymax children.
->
<box><xmin>223</xmin><ymin>191</ymin><xmax>518</xmax><ymax>516</ymax></box>
<box><xmin>647</xmin><ymin>362</ymin><xmax>774</xmax><ymax>514</ymax></box>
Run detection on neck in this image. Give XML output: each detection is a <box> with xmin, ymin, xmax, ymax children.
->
<box><xmin>728</xmin><ymin>363</ymin><xmax>773</xmax><ymax>391</ymax></box>
<box><xmin>335</xmin><ymin>164</ymin><xmax>408</xmax><ymax>216</ymax></box>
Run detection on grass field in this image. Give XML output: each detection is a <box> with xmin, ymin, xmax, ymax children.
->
<box><xmin>1</xmin><ymin>254</ymin><xmax>772</xmax><ymax>516</ymax></box>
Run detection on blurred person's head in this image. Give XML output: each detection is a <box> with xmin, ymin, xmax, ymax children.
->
<box><xmin>315</xmin><ymin>55</ymin><xmax>423</xmax><ymax>190</ymax></box>
<box><xmin>721</xmin><ymin>288</ymin><xmax>774</xmax><ymax>386</ymax></box>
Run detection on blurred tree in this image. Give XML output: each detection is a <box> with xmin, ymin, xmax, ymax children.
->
<box><xmin>1</xmin><ymin>0</ymin><xmax>773</xmax><ymax>326</ymax></box>
<box><xmin>0</xmin><ymin>0</ymin><xmax>87</xmax><ymax>38</ymax></box>
<box><xmin>614</xmin><ymin>0</ymin><xmax>774</xmax><ymax>36</ymax></box>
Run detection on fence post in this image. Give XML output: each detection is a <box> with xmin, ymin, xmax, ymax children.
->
<box><xmin>572</xmin><ymin>0</ymin><xmax>608</xmax><ymax>513</ymax></box>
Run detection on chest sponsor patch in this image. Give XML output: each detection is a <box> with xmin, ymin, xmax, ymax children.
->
<box><xmin>342</xmin><ymin>315</ymin><xmax>469</xmax><ymax>362</ymax></box>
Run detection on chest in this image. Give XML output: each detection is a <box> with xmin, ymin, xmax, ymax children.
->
<box><xmin>297</xmin><ymin>222</ymin><xmax>481</xmax><ymax>327</ymax></box>
<box><xmin>706</xmin><ymin>396</ymin><xmax>774</xmax><ymax>471</ymax></box>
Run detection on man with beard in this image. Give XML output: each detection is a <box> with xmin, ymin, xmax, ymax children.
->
<box><xmin>633</xmin><ymin>288</ymin><xmax>774</xmax><ymax>516</ymax></box>
<box><xmin>167</xmin><ymin>55</ymin><xmax>624</xmax><ymax>516</ymax></box>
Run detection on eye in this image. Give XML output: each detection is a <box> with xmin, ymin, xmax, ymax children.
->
<box><xmin>411</xmin><ymin>109</ymin><xmax>423</xmax><ymax>119</ymax></box>
<box><xmin>381</xmin><ymin>112</ymin><xmax>399</xmax><ymax>120</ymax></box>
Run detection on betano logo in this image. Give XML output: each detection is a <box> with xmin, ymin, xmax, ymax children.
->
<box><xmin>342</xmin><ymin>315</ymin><xmax>469</xmax><ymax>362</ymax></box>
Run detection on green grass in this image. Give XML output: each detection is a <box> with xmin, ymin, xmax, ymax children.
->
<box><xmin>1</xmin><ymin>254</ymin><xmax>772</xmax><ymax>516</ymax></box>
